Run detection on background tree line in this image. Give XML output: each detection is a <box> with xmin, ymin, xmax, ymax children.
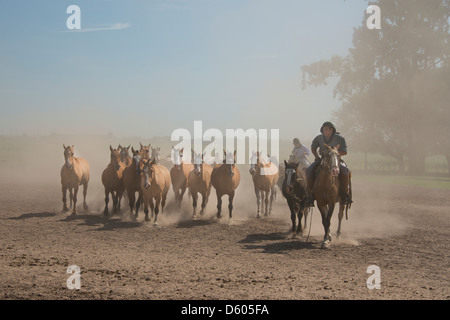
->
<box><xmin>301</xmin><ymin>0</ymin><xmax>450</xmax><ymax>174</ymax></box>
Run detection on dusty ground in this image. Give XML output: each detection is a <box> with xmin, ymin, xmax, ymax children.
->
<box><xmin>0</xmin><ymin>173</ymin><xmax>449</xmax><ymax>301</ymax></box>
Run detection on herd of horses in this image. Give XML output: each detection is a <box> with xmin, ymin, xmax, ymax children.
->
<box><xmin>60</xmin><ymin>143</ymin><xmax>351</xmax><ymax>249</ymax></box>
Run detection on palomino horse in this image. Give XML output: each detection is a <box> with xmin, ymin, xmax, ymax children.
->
<box><xmin>282</xmin><ymin>160</ymin><xmax>309</xmax><ymax>238</ymax></box>
<box><xmin>188</xmin><ymin>151</ymin><xmax>213</xmax><ymax>219</ymax></box>
<box><xmin>60</xmin><ymin>145</ymin><xmax>90</xmax><ymax>215</ymax></box>
<box><xmin>211</xmin><ymin>151</ymin><xmax>240</xmax><ymax>219</ymax></box>
<box><xmin>140</xmin><ymin>158</ymin><xmax>171</xmax><ymax>225</ymax></box>
<box><xmin>314</xmin><ymin>144</ymin><xmax>347</xmax><ymax>249</ymax></box>
<box><xmin>101</xmin><ymin>145</ymin><xmax>126</xmax><ymax>216</ymax></box>
<box><xmin>151</xmin><ymin>146</ymin><xmax>161</xmax><ymax>164</ymax></box>
<box><xmin>170</xmin><ymin>147</ymin><xmax>194</xmax><ymax>207</ymax></box>
<box><xmin>122</xmin><ymin>146</ymin><xmax>144</xmax><ymax>219</ymax></box>
<box><xmin>249</xmin><ymin>151</ymin><xmax>279</xmax><ymax>218</ymax></box>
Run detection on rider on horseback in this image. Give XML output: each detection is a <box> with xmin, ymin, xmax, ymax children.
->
<box><xmin>305</xmin><ymin>121</ymin><xmax>352</xmax><ymax>207</ymax></box>
<box><xmin>289</xmin><ymin>138</ymin><xmax>311</xmax><ymax>169</ymax></box>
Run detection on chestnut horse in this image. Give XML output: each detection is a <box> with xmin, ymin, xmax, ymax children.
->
<box><xmin>60</xmin><ymin>145</ymin><xmax>90</xmax><ymax>215</ymax></box>
<box><xmin>170</xmin><ymin>147</ymin><xmax>194</xmax><ymax>207</ymax></box>
<box><xmin>140</xmin><ymin>158</ymin><xmax>171</xmax><ymax>225</ymax></box>
<box><xmin>101</xmin><ymin>145</ymin><xmax>126</xmax><ymax>216</ymax></box>
<box><xmin>188</xmin><ymin>151</ymin><xmax>212</xmax><ymax>219</ymax></box>
<box><xmin>122</xmin><ymin>146</ymin><xmax>144</xmax><ymax>219</ymax></box>
<box><xmin>282</xmin><ymin>160</ymin><xmax>308</xmax><ymax>238</ymax></box>
<box><xmin>211</xmin><ymin>151</ymin><xmax>240</xmax><ymax>219</ymax></box>
<box><xmin>249</xmin><ymin>151</ymin><xmax>279</xmax><ymax>218</ymax></box>
<box><xmin>314</xmin><ymin>144</ymin><xmax>348</xmax><ymax>249</ymax></box>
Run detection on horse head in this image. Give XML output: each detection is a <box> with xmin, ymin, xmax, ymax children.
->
<box><xmin>119</xmin><ymin>144</ymin><xmax>131</xmax><ymax>166</ymax></box>
<box><xmin>140</xmin><ymin>142</ymin><xmax>151</xmax><ymax>160</ymax></box>
<box><xmin>322</xmin><ymin>143</ymin><xmax>340</xmax><ymax>177</ymax></box>
<box><xmin>151</xmin><ymin>146</ymin><xmax>161</xmax><ymax>164</ymax></box>
<box><xmin>131</xmin><ymin>147</ymin><xmax>142</xmax><ymax>174</ymax></box>
<box><xmin>171</xmin><ymin>147</ymin><xmax>183</xmax><ymax>169</ymax></box>
<box><xmin>249</xmin><ymin>151</ymin><xmax>258</xmax><ymax>175</ymax></box>
<box><xmin>224</xmin><ymin>150</ymin><xmax>237</xmax><ymax>177</ymax></box>
<box><xmin>192</xmin><ymin>151</ymin><xmax>203</xmax><ymax>176</ymax></box>
<box><xmin>63</xmin><ymin>144</ymin><xmax>75</xmax><ymax>169</ymax></box>
<box><xmin>284</xmin><ymin>160</ymin><xmax>300</xmax><ymax>194</ymax></box>
<box><xmin>142</xmin><ymin>158</ymin><xmax>156</xmax><ymax>189</ymax></box>
<box><xmin>109</xmin><ymin>145</ymin><xmax>122</xmax><ymax>171</ymax></box>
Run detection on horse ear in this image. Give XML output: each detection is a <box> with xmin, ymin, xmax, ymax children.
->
<box><xmin>118</xmin><ymin>144</ymin><xmax>122</xmax><ymax>149</ymax></box>
<box><xmin>284</xmin><ymin>160</ymin><xmax>288</xmax><ymax>166</ymax></box>
<box><xmin>131</xmin><ymin>146</ymin><xmax>135</xmax><ymax>153</ymax></box>
<box><xmin>110</xmin><ymin>145</ymin><xmax>113</xmax><ymax>152</ymax></box>
<box><xmin>63</xmin><ymin>144</ymin><xmax>66</xmax><ymax>149</ymax></box>
<box><xmin>150</xmin><ymin>158</ymin><xmax>156</xmax><ymax>165</ymax></box>
<box><xmin>140</xmin><ymin>142</ymin><xmax>143</xmax><ymax>148</ymax></box>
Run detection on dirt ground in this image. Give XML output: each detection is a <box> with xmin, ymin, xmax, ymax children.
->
<box><xmin>0</xmin><ymin>172</ymin><xmax>449</xmax><ymax>301</ymax></box>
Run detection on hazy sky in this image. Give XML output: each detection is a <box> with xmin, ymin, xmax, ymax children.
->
<box><xmin>0</xmin><ymin>0</ymin><xmax>369</xmax><ymax>141</ymax></box>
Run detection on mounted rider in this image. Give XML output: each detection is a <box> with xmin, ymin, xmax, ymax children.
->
<box><xmin>305</xmin><ymin>121</ymin><xmax>352</xmax><ymax>206</ymax></box>
<box><xmin>289</xmin><ymin>138</ymin><xmax>311</xmax><ymax>170</ymax></box>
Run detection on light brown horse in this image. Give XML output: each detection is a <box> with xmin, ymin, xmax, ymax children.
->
<box><xmin>188</xmin><ymin>151</ymin><xmax>213</xmax><ymax>219</ymax></box>
<box><xmin>249</xmin><ymin>151</ymin><xmax>279</xmax><ymax>218</ymax></box>
<box><xmin>122</xmin><ymin>146</ymin><xmax>143</xmax><ymax>219</ymax></box>
<box><xmin>211</xmin><ymin>151</ymin><xmax>240</xmax><ymax>219</ymax></box>
<box><xmin>101</xmin><ymin>145</ymin><xmax>126</xmax><ymax>216</ymax></box>
<box><xmin>314</xmin><ymin>144</ymin><xmax>348</xmax><ymax>249</ymax></box>
<box><xmin>170</xmin><ymin>147</ymin><xmax>194</xmax><ymax>207</ymax></box>
<box><xmin>60</xmin><ymin>145</ymin><xmax>90</xmax><ymax>215</ymax></box>
<box><xmin>140</xmin><ymin>158</ymin><xmax>171</xmax><ymax>225</ymax></box>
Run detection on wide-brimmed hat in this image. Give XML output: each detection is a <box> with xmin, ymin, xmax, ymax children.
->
<box><xmin>320</xmin><ymin>121</ymin><xmax>336</xmax><ymax>134</ymax></box>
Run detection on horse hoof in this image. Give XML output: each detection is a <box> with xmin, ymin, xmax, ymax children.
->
<box><xmin>200</xmin><ymin>209</ymin><xmax>205</xmax><ymax>216</ymax></box>
<box><xmin>153</xmin><ymin>221</ymin><xmax>159</xmax><ymax>227</ymax></box>
<box><xmin>145</xmin><ymin>216</ymin><xmax>150</xmax><ymax>222</ymax></box>
<box><xmin>71</xmin><ymin>211</ymin><xmax>77</xmax><ymax>216</ymax></box>
<box><xmin>256</xmin><ymin>213</ymin><xmax>261</xmax><ymax>219</ymax></box>
<box><xmin>321</xmin><ymin>240</ymin><xmax>330</xmax><ymax>249</ymax></box>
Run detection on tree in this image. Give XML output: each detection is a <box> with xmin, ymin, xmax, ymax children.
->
<box><xmin>301</xmin><ymin>0</ymin><xmax>450</xmax><ymax>174</ymax></box>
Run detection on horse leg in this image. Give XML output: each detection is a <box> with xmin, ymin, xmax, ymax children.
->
<box><xmin>192</xmin><ymin>191</ymin><xmax>198</xmax><ymax>219</ymax></box>
<box><xmin>135</xmin><ymin>192</ymin><xmax>142</xmax><ymax>219</ymax></box>
<box><xmin>71</xmin><ymin>186</ymin><xmax>79</xmax><ymax>215</ymax></box>
<box><xmin>161</xmin><ymin>192</ymin><xmax>167</xmax><ymax>213</ymax></box>
<box><xmin>200</xmin><ymin>191</ymin><xmax>207</xmax><ymax>216</ymax></box>
<box><xmin>153</xmin><ymin>196</ymin><xmax>161</xmax><ymax>226</ymax></box>
<box><xmin>127</xmin><ymin>189</ymin><xmax>135</xmax><ymax>215</ymax></box>
<box><xmin>148</xmin><ymin>198</ymin><xmax>155</xmax><ymax>222</ymax></box>
<box><xmin>264</xmin><ymin>190</ymin><xmax>269</xmax><ymax>217</ymax></box>
<box><xmin>69</xmin><ymin>189</ymin><xmax>73</xmax><ymax>209</ymax></box>
<box><xmin>62</xmin><ymin>186</ymin><xmax>69</xmax><ymax>212</ymax></box>
<box><xmin>297</xmin><ymin>205</ymin><xmax>304</xmax><ymax>236</ymax></box>
<box><xmin>179</xmin><ymin>186</ymin><xmax>187</xmax><ymax>206</ymax></box>
<box><xmin>216</xmin><ymin>191</ymin><xmax>222</xmax><ymax>219</ymax></box>
<box><xmin>287</xmin><ymin>200</ymin><xmax>297</xmax><ymax>237</ymax></box>
<box><xmin>228</xmin><ymin>191</ymin><xmax>235</xmax><ymax>219</ymax></box>
<box><xmin>103</xmin><ymin>190</ymin><xmax>110</xmax><ymax>216</ymax></box>
<box><xmin>317</xmin><ymin>204</ymin><xmax>330</xmax><ymax>248</ymax></box>
<box><xmin>255</xmin><ymin>186</ymin><xmax>261</xmax><ymax>218</ymax></box>
<box><xmin>337</xmin><ymin>202</ymin><xmax>345</xmax><ymax>238</ymax></box>
<box><xmin>111</xmin><ymin>191</ymin><xmax>118</xmax><ymax>214</ymax></box>
<box><xmin>82</xmin><ymin>183</ymin><xmax>88</xmax><ymax>211</ymax></box>
<box><xmin>269</xmin><ymin>187</ymin><xmax>275</xmax><ymax>215</ymax></box>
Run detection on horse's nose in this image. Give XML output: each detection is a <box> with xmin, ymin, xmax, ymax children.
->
<box><xmin>331</xmin><ymin>167</ymin><xmax>340</xmax><ymax>176</ymax></box>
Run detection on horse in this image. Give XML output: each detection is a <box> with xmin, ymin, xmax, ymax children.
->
<box><xmin>60</xmin><ymin>145</ymin><xmax>90</xmax><ymax>215</ymax></box>
<box><xmin>281</xmin><ymin>160</ymin><xmax>309</xmax><ymax>238</ymax></box>
<box><xmin>313</xmin><ymin>143</ymin><xmax>348</xmax><ymax>249</ymax></box>
<box><xmin>249</xmin><ymin>151</ymin><xmax>279</xmax><ymax>218</ymax></box>
<box><xmin>211</xmin><ymin>151</ymin><xmax>240</xmax><ymax>219</ymax></box>
<box><xmin>140</xmin><ymin>158</ymin><xmax>171</xmax><ymax>225</ymax></box>
<box><xmin>122</xmin><ymin>146</ymin><xmax>144</xmax><ymax>219</ymax></box>
<box><xmin>170</xmin><ymin>147</ymin><xmax>194</xmax><ymax>207</ymax></box>
<box><xmin>188</xmin><ymin>151</ymin><xmax>213</xmax><ymax>219</ymax></box>
<box><xmin>101</xmin><ymin>145</ymin><xmax>126</xmax><ymax>216</ymax></box>
<box><xmin>118</xmin><ymin>144</ymin><xmax>132</xmax><ymax>167</ymax></box>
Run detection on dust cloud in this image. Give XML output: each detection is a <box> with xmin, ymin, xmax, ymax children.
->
<box><xmin>0</xmin><ymin>134</ymin><xmax>411</xmax><ymax>245</ymax></box>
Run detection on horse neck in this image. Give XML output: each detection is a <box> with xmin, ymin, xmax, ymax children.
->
<box><xmin>317</xmin><ymin>160</ymin><xmax>338</xmax><ymax>185</ymax></box>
